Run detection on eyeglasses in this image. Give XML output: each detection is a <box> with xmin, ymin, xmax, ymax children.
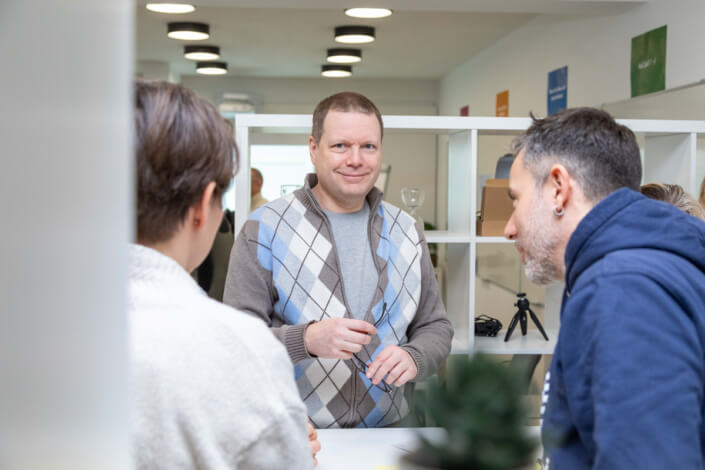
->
<box><xmin>351</xmin><ymin>302</ymin><xmax>392</xmax><ymax>393</ymax></box>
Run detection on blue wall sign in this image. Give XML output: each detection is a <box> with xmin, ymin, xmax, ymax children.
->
<box><xmin>547</xmin><ymin>66</ymin><xmax>568</xmax><ymax>115</ymax></box>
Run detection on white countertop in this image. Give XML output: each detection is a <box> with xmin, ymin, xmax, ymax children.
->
<box><xmin>316</xmin><ymin>427</ymin><xmax>443</xmax><ymax>470</ymax></box>
<box><xmin>315</xmin><ymin>426</ymin><xmax>541</xmax><ymax>470</ymax></box>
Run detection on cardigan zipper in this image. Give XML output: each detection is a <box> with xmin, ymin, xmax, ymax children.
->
<box><xmin>302</xmin><ymin>183</ymin><xmax>385</xmax><ymax>427</ymax></box>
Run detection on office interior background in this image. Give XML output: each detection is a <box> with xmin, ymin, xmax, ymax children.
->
<box><xmin>2</xmin><ymin>0</ymin><xmax>705</xmax><ymax>467</ymax></box>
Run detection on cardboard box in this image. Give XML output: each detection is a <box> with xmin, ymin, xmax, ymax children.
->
<box><xmin>477</xmin><ymin>178</ymin><xmax>513</xmax><ymax>236</ymax></box>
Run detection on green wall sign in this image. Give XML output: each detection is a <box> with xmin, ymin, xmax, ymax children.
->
<box><xmin>631</xmin><ymin>25</ymin><xmax>667</xmax><ymax>97</ymax></box>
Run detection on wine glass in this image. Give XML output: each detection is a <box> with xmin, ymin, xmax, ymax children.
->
<box><xmin>401</xmin><ymin>187</ymin><xmax>425</xmax><ymax>224</ymax></box>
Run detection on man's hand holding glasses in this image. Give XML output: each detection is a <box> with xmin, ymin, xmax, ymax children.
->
<box><xmin>353</xmin><ymin>302</ymin><xmax>418</xmax><ymax>391</ymax></box>
<box><xmin>303</xmin><ymin>303</ymin><xmax>418</xmax><ymax>391</ymax></box>
<box><xmin>365</xmin><ymin>345</ymin><xmax>418</xmax><ymax>388</ymax></box>
<box><xmin>303</xmin><ymin>318</ymin><xmax>377</xmax><ymax>359</ymax></box>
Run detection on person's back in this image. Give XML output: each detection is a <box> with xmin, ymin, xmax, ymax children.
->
<box><xmin>129</xmin><ymin>244</ymin><xmax>312</xmax><ymax>469</ymax></box>
<box><xmin>129</xmin><ymin>80</ymin><xmax>314</xmax><ymax>469</ymax></box>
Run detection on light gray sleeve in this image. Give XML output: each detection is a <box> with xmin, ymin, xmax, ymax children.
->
<box><xmin>400</xmin><ymin>222</ymin><xmax>454</xmax><ymax>381</ymax></box>
<box><xmin>234</xmin><ymin>327</ymin><xmax>315</xmax><ymax>470</ymax></box>
<box><xmin>235</xmin><ymin>405</ymin><xmax>314</xmax><ymax>470</ymax></box>
<box><xmin>223</xmin><ymin>222</ymin><xmax>312</xmax><ymax>364</ymax></box>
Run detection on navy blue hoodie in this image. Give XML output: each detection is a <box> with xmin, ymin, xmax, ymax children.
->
<box><xmin>543</xmin><ymin>188</ymin><xmax>705</xmax><ymax>469</ymax></box>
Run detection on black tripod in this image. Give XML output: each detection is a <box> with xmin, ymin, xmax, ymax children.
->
<box><xmin>504</xmin><ymin>293</ymin><xmax>549</xmax><ymax>342</ymax></box>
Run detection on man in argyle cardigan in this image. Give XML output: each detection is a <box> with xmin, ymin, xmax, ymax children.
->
<box><xmin>224</xmin><ymin>92</ymin><xmax>453</xmax><ymax>428</ymax></box>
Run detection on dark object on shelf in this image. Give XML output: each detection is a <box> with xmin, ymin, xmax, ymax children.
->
<box><xmin>423</xmin><ymin>221</ymin><xmax>438</xmax><ymax>267</ymax></box>
<box><xmin>495</xmin><ymin>153</ymin><xmax>515</xmax><ymax>179</ymax></box>
<box><xmin>224</xmin><ymin>209</ymin><xmax>235</xmax><ymax>234</ymax></box>
<box><xmin>508</xmin><ymin>354</ymin><xmax>541</xmax><ymax>393</ymax></box>
<box><xmin>504</xmin><ymin>293</ymin><xmax>549</xmax><ymax>342</ymax></box>
<box><xmin>475</xmin><ymin>315</ymin><xmax>502</xmax><ymax>337</ymax></box>
<box><xmin>192</xmin><ymin>216</ymin><xmax>234</xmax><ymax>301</ymax></box>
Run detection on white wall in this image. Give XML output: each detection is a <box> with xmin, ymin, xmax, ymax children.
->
<box><xmin>0</xmin><ymin>1</ymin><xmax>133</xmax><ymax>468</ymax></box>
<box><xmin>436</xmin><ymin>0</ymin><xmax>705</xmax><ymax>229</ymax></box>
<box><xmin>137</xmin><ymin>60</ymin><xmax>171</xmax><ymax>81</ymax></box>
<box><xmin>181</xmin><ymin>75</ymin><xmax>439</xmax><ymax>114</ymax></box>
<box><xmin>603</xmin><ymin>83</ymin><xmax>705</xmax><ymax>193</ymax></box>
<box><xmin>440</xmin><ymin>0</ymin><xmax>705</xmax><ymax>117</ymax></box>
<box><xmin>181</xmin><ymin>75</ymin><xmax>442</xmax><ymax>224</ymax></box>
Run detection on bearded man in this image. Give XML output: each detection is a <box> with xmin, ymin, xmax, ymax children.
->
<box><xmin>504</xmin><ymin>108</ymin><xmax>705</xmax><ymax>469</ymax></box>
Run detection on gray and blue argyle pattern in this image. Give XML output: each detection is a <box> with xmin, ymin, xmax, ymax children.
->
<box><xmin>249</xmin><ymin>191</ymin><xmax>422</xmax><ymax>428</ymax></box>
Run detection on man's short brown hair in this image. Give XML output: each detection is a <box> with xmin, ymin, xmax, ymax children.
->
<box><xmin>134</xmin><ymin>80</ymin><xmax>236</xmax><ymax>244</ymax></box>
<box><xmin>514</xmin><ymin>107</ymin><xmax>641</xmax><ymax>203</ymax></box>
<box><xmin>311</xmin><ymin>91</ymin><xmax>383</xmax><ymax>143</ymax></box>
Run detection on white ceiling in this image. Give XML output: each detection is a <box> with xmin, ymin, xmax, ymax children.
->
<box><xmin>136</xmin><ymin>0</ymin><xmax>644</xmax><ymax>79</ymax></box>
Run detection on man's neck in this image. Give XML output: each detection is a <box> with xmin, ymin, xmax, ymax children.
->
<box><xmin>555</xmin><ymin>196</ymin><xmax>595</xmax><ymax>279</ymax></box>
<box><xmin>311</xmin><ymin>184</ymin><xmax>365</xmax><ymax>214</ymax></box>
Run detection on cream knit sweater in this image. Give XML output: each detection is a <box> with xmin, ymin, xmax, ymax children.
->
<box><xmin>128</xmin><ymin>244</ymin><xmax>313</xmax><ymax>470</ymax></box>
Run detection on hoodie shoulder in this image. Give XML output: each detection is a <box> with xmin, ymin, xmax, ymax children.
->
<box><xmin>566</xmin><ymin>189</ymin><xmax>705</xmax><ymax>289</ymax></box>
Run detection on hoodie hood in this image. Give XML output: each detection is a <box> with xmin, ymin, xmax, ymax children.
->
<box><xmin>564</xmin><ymin>187</ymin><xmax>705</xmax><ymax>293</ymax></box>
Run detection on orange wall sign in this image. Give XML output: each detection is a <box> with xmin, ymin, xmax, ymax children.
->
<box><xmin>496</xmin><ymin>90</ymin><xmax>509</xmax><ymax>117</ymax></box>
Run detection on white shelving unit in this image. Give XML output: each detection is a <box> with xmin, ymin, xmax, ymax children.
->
<box><xmin>233</xmin><ymin>114</ymin><xmax>705</xmax><ymax>357</ymax></box>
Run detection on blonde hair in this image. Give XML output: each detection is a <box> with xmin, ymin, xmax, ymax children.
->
<box><xmin>699</xmin><ymin>177</ymin><xmax>705</xmax><ymax>208</ymax></box>
<box><xmin>640</xmin><ymin>183</ymin><xmax>705</xmax><ymax>222</ymax></box>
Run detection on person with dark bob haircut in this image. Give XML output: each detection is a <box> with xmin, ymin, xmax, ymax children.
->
<box><xmin>504</xmin><ymin>107</ymin><xmax>705</xmax><ymax>469</ymax></box>
<box><xmin>129</xmin><ymin>80</ymin><xmax>318</xmax><ymax>469</ymax></box>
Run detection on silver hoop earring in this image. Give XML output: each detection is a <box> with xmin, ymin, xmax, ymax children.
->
<box><xmin>553</xmin><ymin>206</ymin><xmax>565</xmax><ymax>217</ymax></box>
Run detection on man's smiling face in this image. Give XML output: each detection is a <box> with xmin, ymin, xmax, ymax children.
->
<box><xmin>309</xmin><ymin>110</ymin><xmax>382</xmax><ymax>212</ymax></box>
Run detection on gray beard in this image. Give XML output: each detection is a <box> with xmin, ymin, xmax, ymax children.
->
<box><xmin>521</xmin><ymin>198</ymin><xmax>562</xmax><ymax>286</ymax></box>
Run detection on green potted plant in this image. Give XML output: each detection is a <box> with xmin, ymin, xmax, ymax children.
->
<box><xmin>402</xmin><ymin>354</ymin><xmax>538</xmax><ymax>470</ymax></box>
